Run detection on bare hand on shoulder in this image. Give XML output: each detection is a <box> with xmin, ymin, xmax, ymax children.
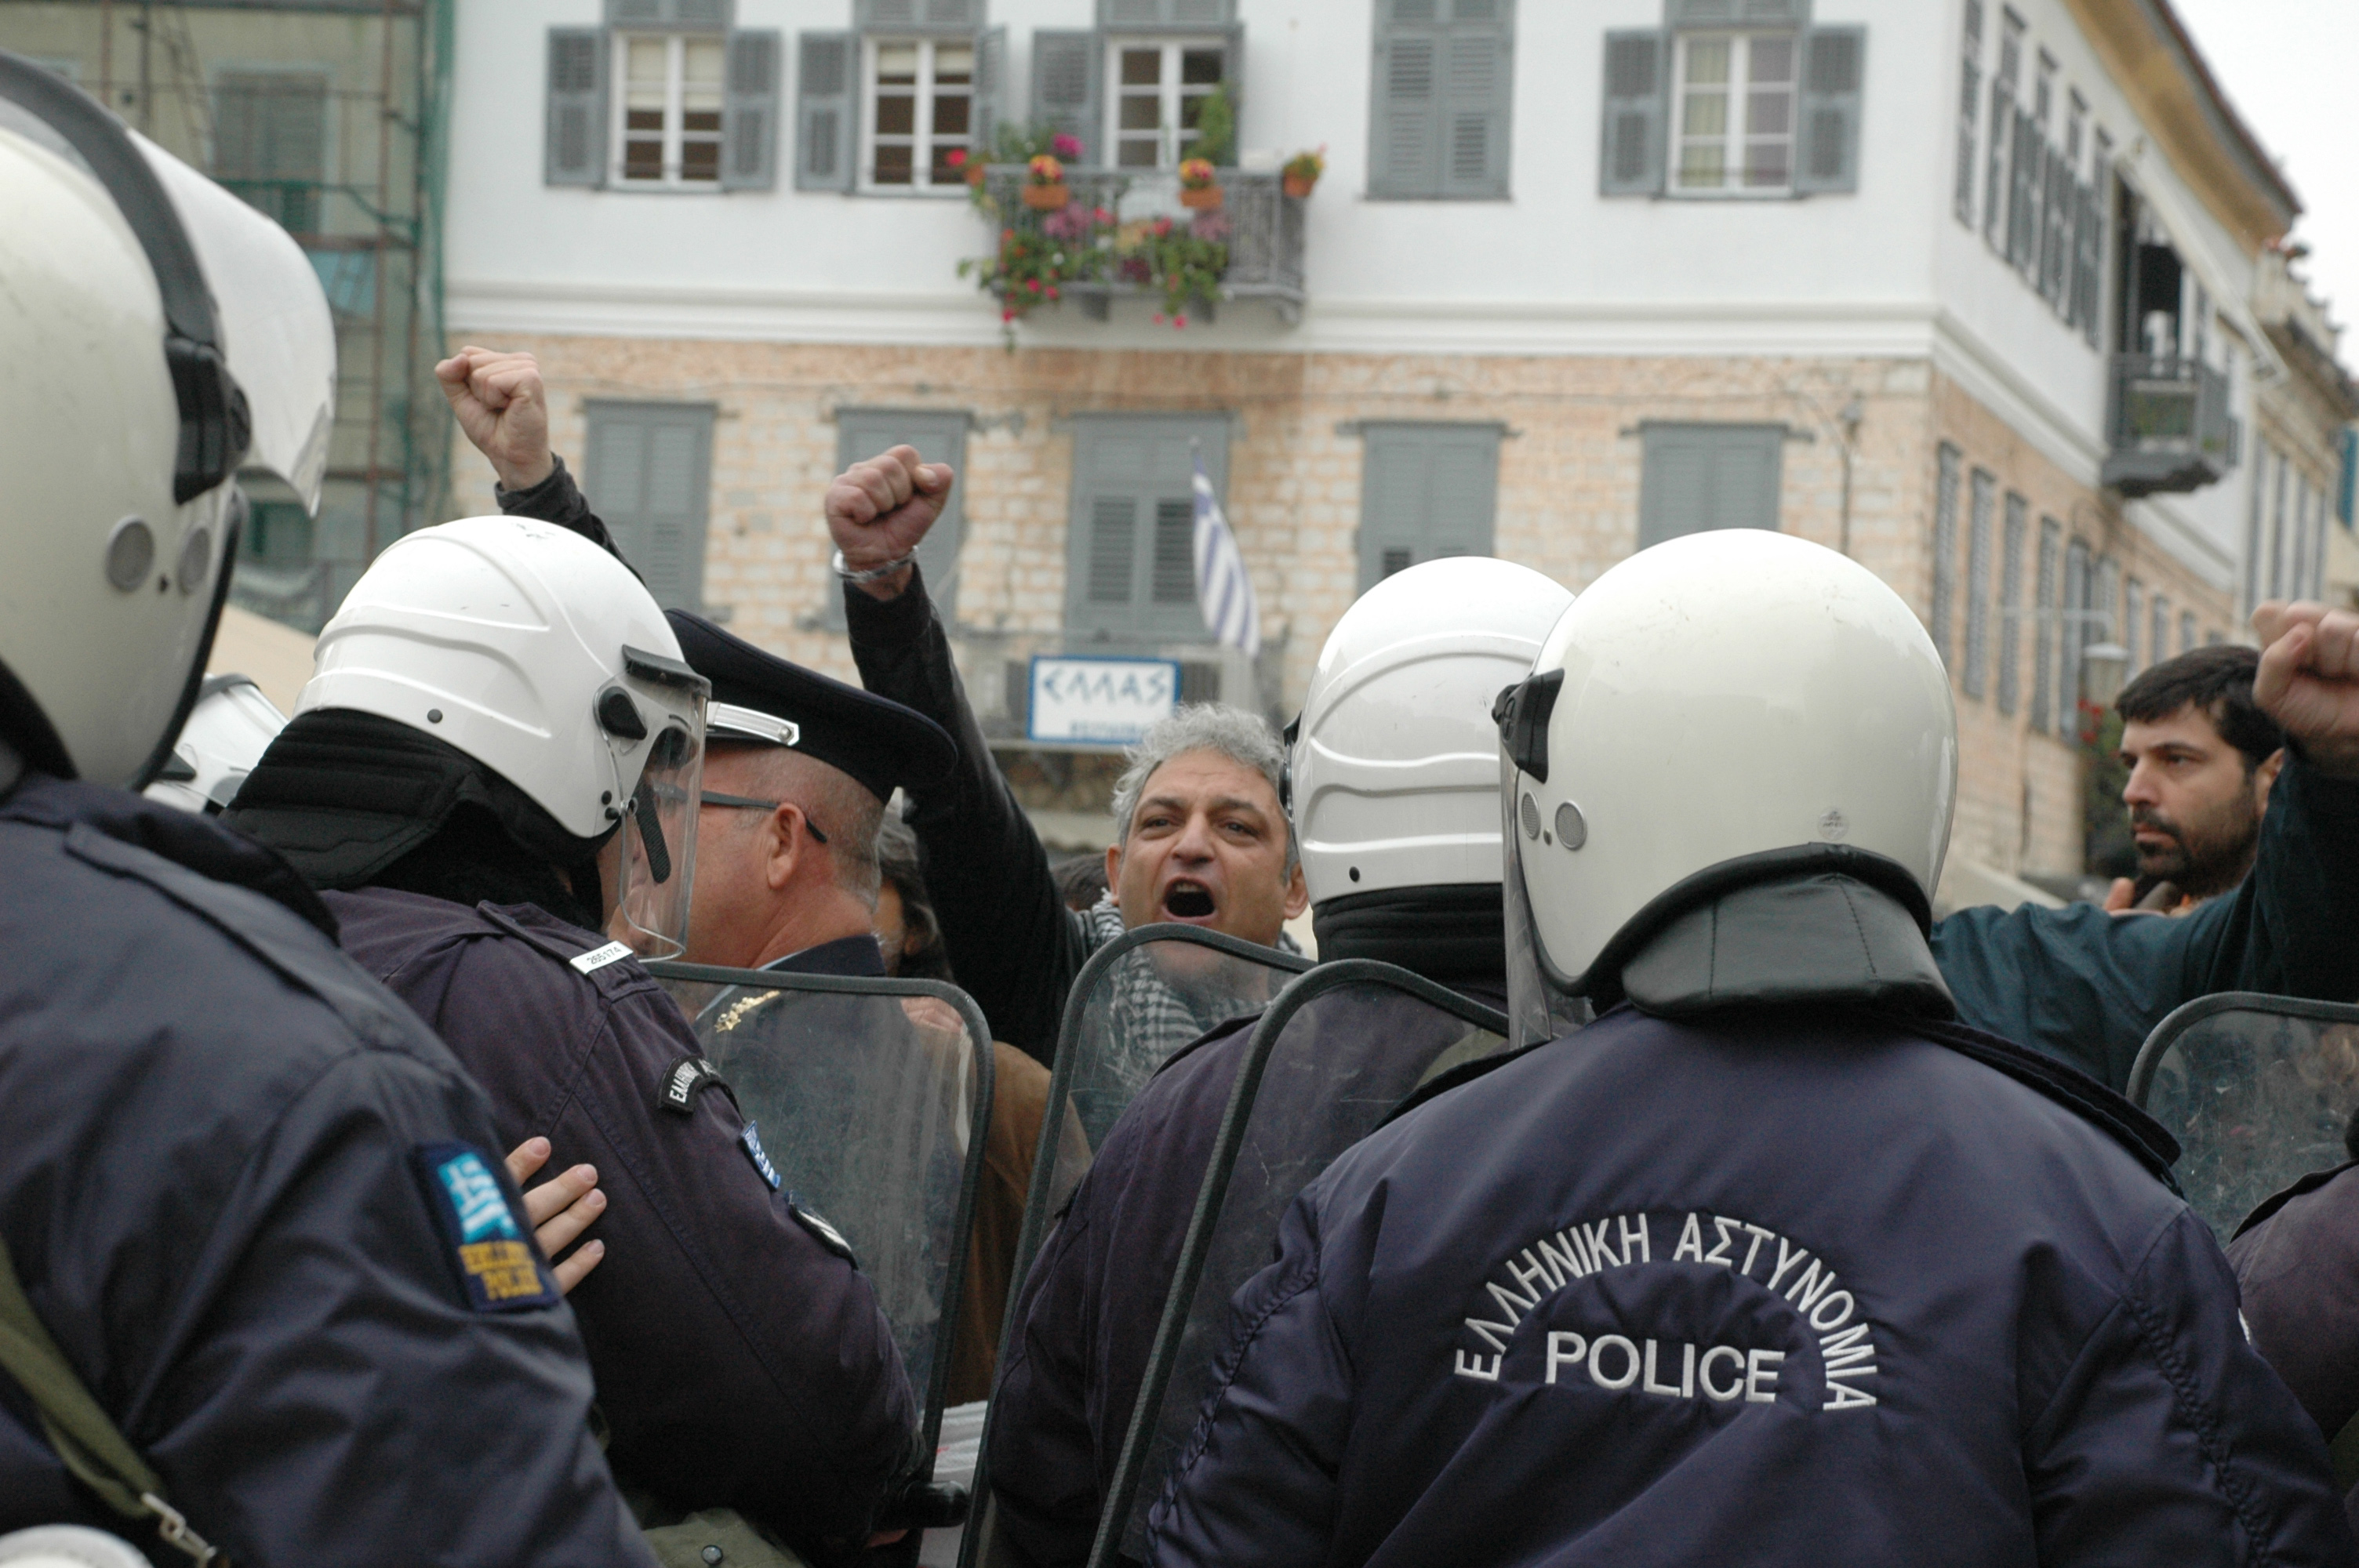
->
<box><xmin>506</xmin><ymin>1135</ymin><xmax>608</xmax><ymax>1294</ymax></box>
<box><xmin>825</xmin><ymin>445</ymin><xmax>954</xmax><ymax>601</ymax></box>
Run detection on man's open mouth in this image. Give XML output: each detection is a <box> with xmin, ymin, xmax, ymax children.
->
<box><xmin>1163</xmin><ymin>881</ymin><xmax>1216</xmax><ymax>919</ymax></box>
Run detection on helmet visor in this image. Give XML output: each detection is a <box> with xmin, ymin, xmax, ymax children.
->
<box><xmin>613</xmin><ymin>702</ymin><xmax>706</xmax><ymax>960</ymax></box>
<box><xmin>135</xmin><ymin>131</ymin><xmax>337</xmax><ymax>511</ymax></box>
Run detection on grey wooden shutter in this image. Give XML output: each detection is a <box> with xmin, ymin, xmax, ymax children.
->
<box><xmin>1221</xmin><ymin>22</ymin><xmax>1247</xmax><ymax>137</ymax></box>
<box><xmin>584</xmin><ymin>402</ymin><xmax>715</xmax><ymax>613</ymax></box>
<box><xmin>1066</xmin><ymin>415</ymin><xmax>1230</xmax><ymax>642</ymax></box>
<box><xmin>2030</xmin><ymin>516</ymin><xmax>2059</xmax><ymax>731</ymax></box>
<box><xmin>1370</xmin><ymin>6</ymin><xmax>1441</xmax><ymax>198</ymax></box>
<box><xmin>1358</xmin><ymin>423</ymin><xmax>1501</xmax><ymax>591</ymax></box>
<box><xmin>607</xmin><ymin>0</ymin><xmax>736</xmax><ymax>20</ymax></box>
<box><xmin>2007</xmin><ymin>106</ymin><xmax>2037</xmax><ymax>274</ymax></box>
<box><xmin>1794</xmin><ymin>26</ymin><xmax>1863</xmax><ymax>195</ymax></box>
<box><xmin>826</xmin><ymin>409</ymin><xmax>970</xmax><ymax>626</ymax></box>
<box><xmin>1439</xmin><ymin>1</ymin><xmax>1510</xmax><ymax>198</ymax></box>
<box><xmin>1598</xmin><ymin>31</ymin><xmax>1664</xmax><ymax>198</ymax></box>
<box><xmin>1098</xmin><ymin>0</ymin><xmax>1238</xmax><ymax>24</ymax></box>
<box><xmin>795</xmin><ymin>31</ymin><xmax>856</xmax><ymax>191</ymax></box>
<box><xmin>1030</xmin><ymin>30</ymin><xmax>1101</xmax><ymax>165</ymax></box>
<box><xmin>1637</xmin><ymin>424</ymin><xmax>1784</xmax><ymax>548</ymax></box>
<box><xmin>2073</xmin><ymin>179</ymin><xmax>2103</xmax><ymax>347</ymax></box>
<box><xmin>1929</xmin><ymin>443</ymin><xmax>1959</xmax><ymax>667</ymax></box>
<box><xmin>546</xmin><ymin>29</ymin><xmax>608</xmax><ymax>187</ymax></box>
<box><xmin>1997</xmin><ymin>492</ymin><xmax>2026</xmax><ymax>715</ymax></box>
<box><xmin>2059</xmin><ymin>538</ymin><xmax>2090</xmax><ymax>732</ymax></box>
<box><xmin>722</xmin><ymin>31</ymin><xmax>781</xmax><ymax>191</ymax></box>
<box><xmin>972</xmin><ymin>27</ymin><xmax>1008</xmax><ymax>161</ymax></box>
<box><xmin>1961</xmin><ymin>467</ymin><xmax>1993</xmax><ymax>698</ymax></box>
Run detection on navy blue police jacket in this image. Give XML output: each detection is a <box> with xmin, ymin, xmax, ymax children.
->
<box><xmin>1144</xmin><ymin>985</ymin><xmax>2358</xmax><ymax>1567</ymax></box>
<box><xmin>989</xmin><ymin>1011</ymin><xmax>1258</xmax><ymax>1566</ymax></box>
<box><xmin>0</xmin><ymin>771</ymin><xmax>650</xmax><ymax>1564</ymax></box>
<box><xmin>326</xmin><ymin>886</ymin><xmax>919</xmax><ymax>1551</ymax></box>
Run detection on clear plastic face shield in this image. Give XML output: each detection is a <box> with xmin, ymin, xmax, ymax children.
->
<box><xmin>610</xmin><ymin>681</ymin><xmax>707</xmax><ymax>960</ymax></box>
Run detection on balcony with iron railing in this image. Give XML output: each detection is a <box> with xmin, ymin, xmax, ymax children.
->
<box><xmin>974</xmin><ymin>165</ymin><xmax>1307</xmax><ymax>326</ymax></box>
<box><xmin>2101</xmin><ymin>354</ymin><xmax>2241</xmax><ymax>497</ymax></box>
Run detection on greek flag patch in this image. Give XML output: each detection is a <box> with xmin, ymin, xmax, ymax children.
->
<box><xmin>740</xmin><ymin>1121</ymin><xmax>782</xmax><ymax>1190</ymax></box>
<box><xmin>413</xmin><ymin>1142</ymin><xmax>558</xmax><ymax>1312</ymax></box>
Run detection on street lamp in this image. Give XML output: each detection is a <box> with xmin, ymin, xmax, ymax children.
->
<box><xmin>2080</xmin><ymin>641</ymin><xmax>2131</xmax><ymax>708</ymax></box>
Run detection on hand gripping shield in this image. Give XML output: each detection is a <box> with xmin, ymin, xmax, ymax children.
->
<box><xmin>1091</xmin><ymin>961</ymin><xmax>1510</xmax><ymax>1568</ymax></box>
<box><xmin>2128</xmin><ymin>993</ymin><xmax>2359</xmax><ymax>1241</ymax></box>
<box><xmin>647</xmin><ymin>962</ymin><xmax>996</xmax><ymax>1473</ymax></box>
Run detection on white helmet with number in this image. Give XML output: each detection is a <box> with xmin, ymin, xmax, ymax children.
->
<box><xmin>303</xmin><ymin>517</ymin><xmax>711</xmax><ymax>956</ymax></box>
<box><xmin>1497</xmin><ymin>530</ymin><xmax>1957</xmax><ymax>1004</ymax></box>
<box><xmin>1292</xmin><ymin>557</ymin><xmax>1572</xmax><ymax>904</ymax></box>
<box><xmin>0</xmin><ymin>53</ymin><xmax>334</xmax><ymax>790</ymax></box>
<box><xmin>144</xmin><ymin>673</ymin><xmax>288</xmax><ymax>815</ymax></box>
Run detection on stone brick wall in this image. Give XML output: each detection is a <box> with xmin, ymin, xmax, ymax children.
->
<box><xmin>449</xmin><ymin>332</ymin><xmax>2230</xmax><ymax>880</ymax></box>
<box><xmin>1928</xmin><ymin>370</ymin><xmax>2242</xmax><ymax>878</ymax></box>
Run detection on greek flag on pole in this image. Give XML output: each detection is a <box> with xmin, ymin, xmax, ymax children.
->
<box><xmin>1192</xmin><ymin>451</ymin><xmax>1259</xmax><ymax>657</ymax></box>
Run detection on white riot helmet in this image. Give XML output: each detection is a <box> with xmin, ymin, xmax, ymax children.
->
<box><xmin>0</xmin><ymin>54</ymin><xmax>334</xmax><ymax>789</ymax></box>
<box><xmin>302</xmin><ymin>517</ymin><xmax>710</xmax><ymax>957</ymax></box>
<box><xmin>1292</xmin><ymin>557</ymin><xmax>1572</xmax><ymax>905</ymax></box>
<box><xmin>145</xmin><ymin>673</ymin><xmax>288</xmax><ymax>815</ymax></box>
<box><xmin>1495</xmin><ymin>530</ymin><xmax>1957</xmax><ymax>1028</ymax></box>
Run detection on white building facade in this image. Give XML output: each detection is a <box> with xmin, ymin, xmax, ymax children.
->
<box><xmin>442</xmin><ymin>0</ymin><xmax>2310</xmax><ymax>877</ymax></box>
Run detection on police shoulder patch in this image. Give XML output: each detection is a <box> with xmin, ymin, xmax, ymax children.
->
<box><xmin>658</xmin><ymin>1054</ymin><xmax>735</xmax><ymax>1117</ymax></box>
<box><xmin>787</xmin><ymin>1190</ymin><xmax>860</xmax><ymax>1269</ymax></box>
<box><xmin>413</xmin><ymin>1142</ymin><xmax>560</xmax><ymax>1312</ymax></box>
<box><xmin>739</xmin><ymin>1120</ymin><xmax>782</xmax><ymax>1191</ymax></box>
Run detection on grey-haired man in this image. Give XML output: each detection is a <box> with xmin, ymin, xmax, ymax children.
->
<box><xmin>827</xmin><ymin>448</ymin><xmax>1307</xmax><ymax>1063</ymax></box>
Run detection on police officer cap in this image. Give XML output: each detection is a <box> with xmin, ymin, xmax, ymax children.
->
<box><xmin>666</xmin><ymin>611</ymin><xmax>956</xmax><ymax>804</ymax></box>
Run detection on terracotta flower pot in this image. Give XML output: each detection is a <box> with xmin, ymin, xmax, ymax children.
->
<box><xmin>1282</xmin><ymin>172</ymin><xmax>1317</xmax><ymax>198</ymax></box>
<box><xmin>1022</xmin><ymin>183</ymin><xmax>1070</xmax><ymax>209</ymax></box>
<box><xmin>1179</xmin><ymin>184</ymin><xmax>1224</xmax><ymax>209</ymax></box>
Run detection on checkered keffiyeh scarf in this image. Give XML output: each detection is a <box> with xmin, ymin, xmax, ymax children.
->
<box><xmin>1075</xmin><ymin>895</ymin><xmax>1298</xmax><ymax>1094</ymax></box>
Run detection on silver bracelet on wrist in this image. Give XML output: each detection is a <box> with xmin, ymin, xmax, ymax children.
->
<box><xmin>831</xmin><ymin>549</ymin><xmax>916</xmax><ymax>585</ymax></box>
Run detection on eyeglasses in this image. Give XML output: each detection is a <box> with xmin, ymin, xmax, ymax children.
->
<box><xmin>700</xmin><ymin>790</ymin><xmax>828</xmax><ymax>844</ymax></box>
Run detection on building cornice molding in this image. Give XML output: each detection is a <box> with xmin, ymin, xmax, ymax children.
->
<box><xmin>2060</xmin><ymin>0</ymin><xmax>2298</xmax><ymax>252</ymax></box>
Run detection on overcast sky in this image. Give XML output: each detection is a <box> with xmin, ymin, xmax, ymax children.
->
<box><xmin>2168</xmin><ymin>0</ymin><xmax>2357</xmax><ymax>347</ymax></box>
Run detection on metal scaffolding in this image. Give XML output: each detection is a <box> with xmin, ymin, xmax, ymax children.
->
<box><xmin>2</xmin><ymin>0</ymin><xmax>454</xmax><ymax>631</ymax></box>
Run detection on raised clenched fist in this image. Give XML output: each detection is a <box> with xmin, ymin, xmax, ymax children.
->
<box><xmin>436</xmin><ymin>345</ymin><xmax>555</xmax><ymax>492</ymax></box>
<box><xmin>825</xmin><ymin>445</ymin><xmax>954</xmax><ymax>601</ymax></box>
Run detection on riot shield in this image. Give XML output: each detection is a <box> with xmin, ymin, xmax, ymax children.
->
<box><xmin>1089</xmin><ymin>960</ymin><xmax>1511</xmax><ymax>1568</ymax></box>
<box><xmin>956</xmin><ymin>924</ymin><xmax>1308</xmax><ymax>1568</ymax></box>
<box><xmin>642</xmin><ymin>960</ymin><xmax>994</xmax><ymax>1455</ymax></box>
<box><xmin>2127</xmin><ymin>992</ymin><xmax>2359</xmax><ymax>1243</ymax></box>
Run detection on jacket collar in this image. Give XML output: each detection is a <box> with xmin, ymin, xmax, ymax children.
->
<box><xmin>1619</xmin><ymin>872</ymin><xmax>1957</xmax><ymax>1022</ymax></box>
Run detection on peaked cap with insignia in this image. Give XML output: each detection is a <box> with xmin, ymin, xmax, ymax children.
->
<box><xmin>665</xmin><ymin>611</ymin><xmax>957</xmax><ymax>805</ymax></box>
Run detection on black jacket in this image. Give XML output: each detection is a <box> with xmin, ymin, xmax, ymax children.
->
<box><xmin>327</xmin><ymin>887</ymin><xmax>920</xmax><ymax>1552</ymax></box>
<box><xmin>0</xmin><ymin>771</ymin><xmax>647</xmax><ymax>1564</ymax></box>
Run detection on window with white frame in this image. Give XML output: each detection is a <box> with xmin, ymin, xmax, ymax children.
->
<box><xmin>1672</xmin><ymin>31</ymin><xmax>1797</xmax><ymax>194</ymax></box>
<box><xmin>619</xmin><ymin>32</ymin><xmax>725</xmax><ymax>186</ymax></box>
<box><xmin>1110</xmin><ymin>39</ymin><xmax>1225</xmax><ymax>169</ymax></box>
<box><xmin>864</xmin><ymin>37</ymin><xmax>974</xmax><ymax>188</ymax></box>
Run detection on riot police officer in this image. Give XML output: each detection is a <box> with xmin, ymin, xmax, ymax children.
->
<box><xmin>1148</xmin><ymin>532</ymin><xmax>2356</xmax><ymax>1566</ymax></box>
<box><xmin>222</xmin><ymin>519</ymin><xmax>921</xmax><ymax>1558</ymax></box>
<box><xmin>0</xmin><ymin>53</ymin><xmax>646</xmax><ymax>1563</ymax></box>
<box><xmin>986</xmin><ymin>556</ymin><xmax>1572</xmax><ymax>1565</ymax></box>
